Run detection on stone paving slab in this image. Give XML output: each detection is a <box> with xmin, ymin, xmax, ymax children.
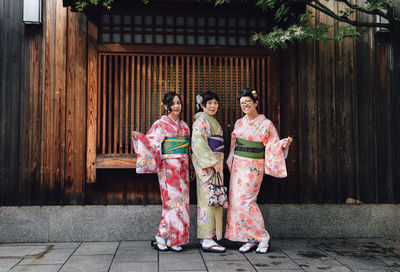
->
<box><xmin>0</xmin><ymin>259</ymin><xmax>21</xmax><ymax>272</ymax></box>
<box><xmin>159</xmin><ymin>253</ymin><xmax>206</xmax><ymax>271</ymax></box>
<box><xmin>59</xmin><ymin>255</ymin><xmax>114</xmax><ymax>272</ymax></box>
<box><xmin>245</xmin><ymin>252</ymin><xmax>301</xmax><ymax>270</ymax></box>
<box><xmin>334</xmin><ymin>255</ymin><xmax>393</xmax><ymax>270</ymax></box>
<box><xmin>9</xmin><ymin>264</ymin><xmax>62</xmax><ymax>272</ymax></box>
<box><xmin>109</xmin><ymin>261</ymin><xmax>158</xmax><ymax>272</ymax></box>
<box><xmin>0</xmin><ymin>238</ymin><xmax>399</xmax><ymax>271</ymax></box>
<box><xmin>114</xmin><ymin>249</ymin><xmax>158</xmax><ymax>262</ymax></box>
<box><xmin>73</xmin><ymin>242</ymin><xmax>118</xmax><ymax>255</ymax></box>
<box><xmin>0</xmin><ymin>245</ymin><xmax>49</xmax><ymax>258</ymax></box>
<box><xmin>19</xmin><ymin>248</ymin><xmax>75</xmax><ymax>265</ymax></box>
<box><xmin>201</xmin><ymin>249</ymin><xmax>247</xmax><ymax>261</ymax></box>
<box><xmin>293</xmin><ymin>258</ymin><xmax>352</xmax><ymax>272</ymax></box>
<box><xmin>204</xmin><ymin>260</ymin><xmax>256</xmax><ymax>272</ymax></box>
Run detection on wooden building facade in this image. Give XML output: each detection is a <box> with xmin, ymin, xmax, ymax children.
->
<box><xmin>0</xmin><ymin>0</ymin><xmax>399</xmax><ymax>205</ymax></box>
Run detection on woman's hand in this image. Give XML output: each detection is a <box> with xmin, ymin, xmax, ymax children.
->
<box><xmin>190</xmin><ymin>168</ymin><xmax>196</xmax><ymax>181</ymax></box>
<box><xmin>282</xmin><ymin>137</ymin><xmax>293</xmax><ymax>149</ymax></box>
<box><xmin>212</xmin><ymin>162</ymin><xmax>223</xmax><ymax>173</ymax></box>
<box><xmin>132</xmin><ymin>131</ymin><xmax>138</xmax><ymax>140</ymax></box>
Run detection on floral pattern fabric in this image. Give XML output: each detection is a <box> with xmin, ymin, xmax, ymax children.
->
<box><xmin>191</xmin><ymin>112</ymin><xmax>224</xmax><ymax>240</ymax></box>
<box><xmin>225</xmin><ymin>114</ymin><xmax>288</xmax><ymax>242</ymax></box>
<box><xmin>132</xmin><ymin>115</ymin><xmax>190</xmax><ymax>246</ymax></box>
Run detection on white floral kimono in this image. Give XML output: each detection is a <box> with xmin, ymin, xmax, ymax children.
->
<box><xmin>225</xmin><ymin>114</ymin><xmax>288</xmax><ymax>242</ymax></box>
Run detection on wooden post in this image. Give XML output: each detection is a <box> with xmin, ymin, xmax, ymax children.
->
<box><xmin>87</xmin><ymin>20</ymin><xmax>98</xmax><ymax>183</ymax></box>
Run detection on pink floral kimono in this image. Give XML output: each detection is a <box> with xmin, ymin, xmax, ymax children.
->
<box><xmin>132</xmin><ymin>115</ymin><xmax>190</xmax><ymax>246</ymax></box>
<box><xmin>225</xmin><ymin>114</ymin><xmax>288</xmax><ymax>243</ymax></box>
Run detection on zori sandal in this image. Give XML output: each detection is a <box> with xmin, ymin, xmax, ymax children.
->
<box><xmin>151</xmin><ymin>240</ymin><xmax>169</xmax><ymax>252</ymax></box>
<box><xmin>201</xmin><ymin>244</ymin><xmax>226</xmax><ymax>253</ymax></box>
<box><xmin>169</xmin><ymin>245</ymin><xmax>183</xmax><ymax>252</ymax></box>
<box><xmin>239</xmin><ymin>243</ymin><xmax>256</xmax><ymax>253</ymax></box>
<box><xmin>256</xmin><ymin>241</ymin><xmax>270</xmax><ymax>254</ymax></box>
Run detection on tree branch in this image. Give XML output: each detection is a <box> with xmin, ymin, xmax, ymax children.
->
<box><xmin>337</xmin><ymin>0</ymin><xmax>388</xmax><ymax>18</ymax></box>
<box><xmin>295</xmin><ymin>0</ymin><xmax>391</xmax><ymax>28</ymax></box>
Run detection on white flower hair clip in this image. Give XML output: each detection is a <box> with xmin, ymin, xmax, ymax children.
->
<box><xmin>196</xmin><ymin>94</ymin><xmax>203</xmax><ymax>110</ymax></box>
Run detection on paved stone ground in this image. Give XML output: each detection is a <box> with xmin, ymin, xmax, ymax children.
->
<box><xmin>0</xmin><ymin>238</ymin><xmax>399</xmax><ymax>272</ymax></box>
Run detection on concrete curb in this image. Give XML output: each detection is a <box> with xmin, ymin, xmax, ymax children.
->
<box><xmin>0</xmin><ymin>204</ymin><xmax>399</xmax><ymax>242</ymax></box>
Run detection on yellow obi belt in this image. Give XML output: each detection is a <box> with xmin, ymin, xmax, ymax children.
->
<box><xmin>234</xmin><ymin>138</ymin><xmax>265</xmax><ymax>159</ymax></box>
<box><xmin>162</xmin><ymin>136</ymin><xmax>189</xmax><ymax>155</ymax></box>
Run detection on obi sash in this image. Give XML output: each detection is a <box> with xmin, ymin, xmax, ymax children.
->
<box><xmin>208</xmin><ymin>135</ymin><xmax>224</xmax><ymax>153</ymax></box>
<box><xmin>234</xmin><ymin>138</ymin><xmax>265</xmax><ymax>159</ymax></box>
<box><xmin>162</xmin><ymin>136</ymin><xmax>189</xmax><ymax>155</ymax></box>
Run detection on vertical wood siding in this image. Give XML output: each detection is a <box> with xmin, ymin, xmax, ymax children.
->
<box><xmin>0</xmin><ymin>0</ymin><xmax>398</xmax><ymax>205</ymax></box>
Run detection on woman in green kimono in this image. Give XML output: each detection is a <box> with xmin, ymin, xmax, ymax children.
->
<box><xmin>191</xmin><ymin>91</ymin><xmax>226</xmax><ymax>253</ymax></box>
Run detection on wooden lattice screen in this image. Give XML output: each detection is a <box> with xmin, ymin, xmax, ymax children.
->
<box><xmin>97</xmin><ymin>53</ymin><xmax>269</xmax><ymax>154</ymax></box>
<box><xmin>87</xmin><ymin>52</ymin><xmax>274</xmax><ymax>182</ymax></box>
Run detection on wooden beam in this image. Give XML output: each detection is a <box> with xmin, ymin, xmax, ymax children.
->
<box><xmin>98</xmin><ymin>44</ymin><xmax>272</xmax><ymax>56</ymax></box>
<box><xmin>96</xmin><ymin>156</ymin><xmax>137</xmax><ymax>169</ymax></box>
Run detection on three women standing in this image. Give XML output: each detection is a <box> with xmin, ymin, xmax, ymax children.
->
<box><xmin>132</xmin><ymin>91</ymin><xmax>190</xmax><ymax>252</ymax></box>
<box><xmin>133</xmin><ymin>89</ymin><xmax>292</xmax><ymax>254</ymax></box>
<box><xmin>191</xmin><ymin>91</ymin><xmax>226</xmax><ymax>252</ymax></box>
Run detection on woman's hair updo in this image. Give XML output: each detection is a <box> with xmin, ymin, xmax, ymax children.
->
<box><xmin>162</xmin><ymin>91</ymin><xmax>182</xmax><ymax>113</ymax></box>
<box><xmin>196</xmin><ymin>90</ymin><xmax>219</xmax><ymax>112</ymax></box>
<box><xmin>237</xmin><ymin>88</ymin><xmax>258</xmax><ymax>103</ymax></box>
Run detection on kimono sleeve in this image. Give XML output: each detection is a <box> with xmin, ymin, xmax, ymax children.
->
<box><xmin>132</xmin><ymin>122</ymin><xmax>164</xmax><ymax>174</ymax></box>
<box><xmin>192</xmin><ymin>119</ymin><xmax>218</xmax><ymax>169</ymax></box>
<box><xmin>263</xmin><ymin>121</ymin><xmax>288</xmax><ymax>178</ymax></box>
<box><xmin>226</xmin><ymin>120</ymin><xmax>239</xmax><ymax>172</ymax></box>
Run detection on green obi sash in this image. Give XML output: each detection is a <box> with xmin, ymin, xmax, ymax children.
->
<box><xmin>162</xmin><ymin>136</ymin><xmax>189</xmax><ymax>155</ymax></box>
<box><xmin>234</xmin><ymin>138</ymin><xmax>265</xmax><ymax>159</ymax></box>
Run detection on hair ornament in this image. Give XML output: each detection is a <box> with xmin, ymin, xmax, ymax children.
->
<box><xmin>196</xmin><ymin>94</ymin><xmax>203</xmax><ymax>110</ymax></box>
<box><xmin>251</xmin><ymin>90</ymin><xmax>258</xmax><ymax>98</ymax></box>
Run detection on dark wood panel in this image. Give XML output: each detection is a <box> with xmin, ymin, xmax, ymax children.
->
<box><xmin>278</xmin><ymin>46</ymin><xmax>300</xmax><ymax>204</ymax></box>
<box><xmin>390</xmin><ymin>32</ymin><xmax>400</xmax><ymax>203</ymax></box>
<box><xmin>375</xmin><ymin>35</ymin><xmax>395</xmax><ymax>203</ymax></box>
<box><xmin>355</xmin><ymin>28</ymin><xmax>378</xmax><ymax>203</ymax></box>
<box><xmin>64</xmin><ymin>10</ymin><xmax>87</xmax><ymax>203</ymax></box>
<box><xmin>0</xmin><ymin>0</ymin><xmax>23</xmax><ymax>204</ymax></box>
<box><xmin>20</xmin><ymin>27</ymin><xmax>43</xmax><ymax>205</ymax></box>
<box><xmin>297</xmin><ymin>30</ymin><xmax>318</xmax><ymax>203</ymax></box>
<box><xmin>335</xmin><ymin>35</ymin><xmax>358</xmax><ymax>203</ymax></box>
<box><xmin>54</xmin><ymin>0</ymin><xmax>68</xmax><ymax>201</ymax></box>
<box><xmin>317</xmin><ymin>8</ymin><xmax>338</xmax><ymax>203</ymax></box>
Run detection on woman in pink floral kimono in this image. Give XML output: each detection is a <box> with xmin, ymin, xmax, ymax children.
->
<box><xmin>225</xmin><ymin>88</ymin><xmax>293</xmax><ymax>254</ymax></box>
<box><xmin>132</xmin><ymin>91</ymin><xmax>190</xmax><ymax>252</ymax></box>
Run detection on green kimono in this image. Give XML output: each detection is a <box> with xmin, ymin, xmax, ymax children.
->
<box><xmin>191</xmin><ymin>112</ymin><xmax>224</xmax><ymax>240</ymax></box>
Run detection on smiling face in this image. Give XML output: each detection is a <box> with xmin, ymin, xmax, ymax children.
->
<box><xmin>201</xmin><ymin>98</ymin><xmax>219</xmax><ymax>116</ymax></box>
<box><xmin>165</xmin><ymin>95</ymin><xmax>182</xmax><ymax>119</ymax></box>
<box><xmin>239</xmin><ymin>96</ymin><xmax>258</xmax><ymax>116</ymax></box>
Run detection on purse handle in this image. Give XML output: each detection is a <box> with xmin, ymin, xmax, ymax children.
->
<box><xmin>211</xmin><ymin>170</ymin><xmax>223</xmax><ymax>186</ymax></box>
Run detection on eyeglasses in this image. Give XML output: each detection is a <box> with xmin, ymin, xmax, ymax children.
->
<box><xmin>240</xmin><ymin>100</ymin><xmax>253</xmax><ymax>106</ymax></box>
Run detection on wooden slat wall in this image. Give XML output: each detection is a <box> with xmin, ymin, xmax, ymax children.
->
<box><xmin>96</xmin><ymin>54</ymin><xmax>269</xmax><ymax>158</ymax></box>
<box><xmin>292</xmin><ymin>3</ymin><xmax>399</xmax><ymax>204</ymax></box>
<box><xmin>0</xmin><ymin>0</ymin><xmax>88</xmax><ymax>205</ymax></box>
<box><xmin>0</xmin><ymin>0</ymin><xmax>398</xmax><ymax>205</ymax></box>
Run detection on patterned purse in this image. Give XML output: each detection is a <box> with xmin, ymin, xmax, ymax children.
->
<box><xmin>208</xmin><ymin>171</ymin><xmax>228</xmax><ymax>208</ymax></box>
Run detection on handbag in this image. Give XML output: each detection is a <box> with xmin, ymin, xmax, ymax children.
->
<box><xmin>208</xmin><ymin>171</ymin><xmax>228</xmax><ymax>208</ymax></box>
